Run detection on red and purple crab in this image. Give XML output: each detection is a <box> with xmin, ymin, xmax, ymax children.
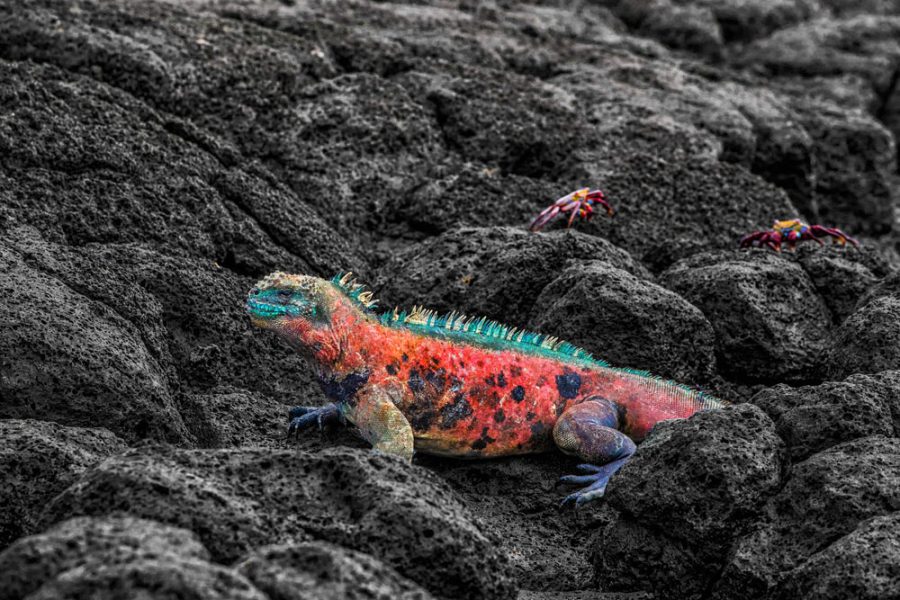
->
<box><xmin>529</xmin><ymin>188</ymin><xmax>613</xmax><ymax>231</ymax></box>
<box><xmin>739</xmin><ymin>219</ymin><xmax>859</xmax><ymax>252</ymax></box>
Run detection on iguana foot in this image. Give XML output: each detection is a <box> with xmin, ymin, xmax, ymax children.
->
<box><xmin>287</xmin><ymin>403</ymin><xmax>341</xmax><ymax>439</ymax></box>
<box><xmin>558</xmin><ymin>459</ymin><xmax>630</xmax><ymax>508</ymax></box>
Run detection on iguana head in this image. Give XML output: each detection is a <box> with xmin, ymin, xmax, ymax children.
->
<box><xmin>246</xmin><ymin>272</ymin><xmax>341</xmax><ymax>355</ymax></box>
<box><xmin>246</xmin><ymin>272</ymin><xmax>333</xmax><ymax>324</ymax></box>
<box><xmin>247</xmin><ymin>271</ymin><xmax>377</xmax><ymax>364</ymax></box>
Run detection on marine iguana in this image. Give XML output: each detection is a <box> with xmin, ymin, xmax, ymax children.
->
<box><xmin>246</xmin><ymin>272</ymin><xmax>723</xmax><ymax>506</ymax></box>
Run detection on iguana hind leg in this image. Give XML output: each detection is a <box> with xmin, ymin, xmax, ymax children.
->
<box><xmin>553</xmin><ymin>397</ymin><xmax>636</xmax><ymax>507</ymax></box>
<box><xmin>342</xmin><ymin>380</ymin><xmax>415</xmax><ymax>462</ymax></box>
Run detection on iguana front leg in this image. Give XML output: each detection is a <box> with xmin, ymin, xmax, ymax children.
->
<box><xmin>342</xmin><ymin>380</ymin><xmax>415</xmax><ymax>462</ymax></box>
<box><xmin>287</xmin><ymin>404</ymin><xmax>341</xmax><ymax>438</ymax></box>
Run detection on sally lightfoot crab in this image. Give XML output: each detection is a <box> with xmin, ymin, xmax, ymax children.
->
<box><xmin>529</xmin><ymin>188</ymin><xmax>613</xmax><ymax>232</ymax></box>
<box><xmin>740</xmin><ymin>219</ymin><xmax>859</xmax><ymax>252</ymax></box>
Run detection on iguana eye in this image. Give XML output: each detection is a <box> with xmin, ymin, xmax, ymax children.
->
<box><xmin>278</xmin><ymin>290</ymin><xmax>292</xmax><ymax>298</ymax></box>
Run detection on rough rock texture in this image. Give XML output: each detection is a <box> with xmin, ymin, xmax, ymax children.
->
<box><xmin>771</xmin><ymin>512</ymin><xmax>900</xmax><ymax>600</ymax></box>
<box><xmin>0</xmin><ymin>240</ymin><xmax>187</xmax><ymax>444</ymax></box>
<box><xmin>519</xmin><ymin>593</ymin><xmax>653</xmax><ymax>600</ymax></box>
<box><xmin>751</xmin><ymin>377</ymin><xmax>897</xmax><ymax>460</ymax></box>
<box><xmin>713</xmin><ymin>436</ymin><xmax>900</xmax><ymax>600</ymax></box>
<box><xmin>0</xmin><ymin>227</ymin><xmax>323</xmax><ymax>444</ymax></box>
<box><xmin>593</xmin><ymin>404</ymin><xmax>786</xmax><ymax>599</ymax></box>
<box><xmin>793</xmin><ymin>246</ymin><xmax>883</xmax><ymax>322</ymax></box>
<box><xmin>0</xmin><ymin>516</ymin><xmax>211</xmax><ymax>600</ymax></box>
<box><xmin>732</xmin><ymin>16</ymin><xmax>900</xmax><ymax>147</ymax></box>
<box><xmin>178</xmin><ymin>388</ymin><xmax>289</xmax><ymax>448</ymax></box>
<box><xmin>0</xmin><ymin>58</ymin><xmax>362</xmax><ymax>277</ymax></box>
<box><xmin>0</xmin><ymin>516</ymin><xmax>436</xmax><ymax>600</ymax></box>
<box><xmin>1</xmin><ymin>0</ymin><xmax>900</xmax><ymax>597</ymax></box>
<box><xmin>39</xmin><ymin>445</ymin><xmax>516</xmax><ymax>600</ymax></box>
<box><xmin>826</xmin><ymin>294</ymin><xmax>900</xmax><ymax>378</ymax></box>
<box><xmin>789</xmin><ymin>98</ymin><xmax>897</xmax><ymax>233</ymax></box>
<box><xmin>614</xmin><ymin>0</ymin><xmax>823</xmax><ymax>47</ymax></box>
<box><xmin>0</xmin><ymin>421</ymin><xmax>126</xmax><ymax>550</ymax></box>
<box><xmin>858</xmin><ymin>268</ymin><xmax>900</xmax><ymax>306</ymax></box>
<box><xmin>417</xmin><ymin>451</ymin><xmax>603</xmax><ymax>592</ymax></box>
<box><xmin>616</xmin><ymin>0</ymin><xmax>725</xmax><ymax>57</ymax></box>
<box><xmin>530</xmin><ymin>261</ymin><xmax>717</xmax><ymax>382</ymax></box>
<box><xmin>382</xmin><ymin>163</ymin><xmax>562</xmax><ymax>239</ymax></box>
<box><xmin>855</xmin><ymin>370</ymin><xmax>900</xmax><ymax>433</ymax></box>
<box><xmin>661</xmin><ymin>250</ymin><xmax>832</xmax><ymax>383</ymax></box>
<box><xmin>606</xmin><ymin>405</ymin><xmax>785</xmax><ymax>546</ymax></box>
<box><xmin>236</xmin><ymin>542</ymin><xmax>435</xmax><ymax>600</ymax></box>
<box><xmin>25</xmin><ymin>559</ymin><xmax>267</xmax><ymax>600</ymax></box>
<box><xmin>376</xmin><ymin>227</ymin><xmax>649</xmax><ymax>329</ymax></box>
<box><xmin>0</xmin><ymin>0</ymin><xmax>444</xmax><ymax>246</ymax></box>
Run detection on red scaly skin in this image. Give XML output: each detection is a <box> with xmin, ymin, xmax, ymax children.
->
<box><xmin>249</xmin><ymin>273</ymin><xmax>722</xmax><ymax>460</ymax></box>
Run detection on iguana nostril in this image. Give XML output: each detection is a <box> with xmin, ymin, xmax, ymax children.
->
<box><xmin>250</xmin><ymin>288</ymin><xmax>260</xmax><ymax>296</ymax></box>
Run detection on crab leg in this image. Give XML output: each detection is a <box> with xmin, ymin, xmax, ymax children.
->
<box><xmin>809</xmin><ymin>225</ymin><xmax>859</xmax><ymax>247</ymax></box>
<box><xmin>740</xmin><ymin>219</ymin><xmax>860</xmax><ymax>251</ymax></box>
<box><xmin>529</xmin><ymin>188</ymin><xmax>612</xmax><ymax>232</ymax></box>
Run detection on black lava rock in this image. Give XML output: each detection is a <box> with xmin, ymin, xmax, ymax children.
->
<box><xmin>39</xmin><ymin>445</ymin><xmax>516</xmax><ymax>600</ymax></box>
<box><xmin>661</xmin><ymin>250</ymin><xmax>832</xmax><ymax>384</ymax></box>
<box><xmin>594</xmin><ymin>404</ymin><xmax>786</xmax><ymax>599</ymax></box>
<box><xmin>1</xmin><ymin>0</ymin><xmax>899</xmax><ymax>597</ymax></box>
<box><xmin>0</xmin><ymin>421</ymin><xmax>126</xmax><ymax>551</ymax></box>
<box><xmin>530</xmin><ymin>260</ymin><xmax>717</xmax><ymax>382</ymax></box>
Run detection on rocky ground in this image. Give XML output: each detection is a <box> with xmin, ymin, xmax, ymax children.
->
<box><xmin>2</xmin><ymin>0</ymin><xmax>900</xmax><ymax>598</ymax></box>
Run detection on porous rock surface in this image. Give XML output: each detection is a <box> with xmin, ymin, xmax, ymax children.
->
<box><xmin>236</xmin><ymin>541</ymin><xmax>435</xmax><ymax>600</ymax></box>
<box><xmin>593</xmin><ymin>404</ymin><xmax>786</xmax><ymax>599</ymax></box>
<box><xmin>530</xmin><ymin>261</ymin><xmax>716</xmax><ymax>382</ymax></box>
<box><xmin>0</xmin><ymin>516</ymin><xmax>213</xmax><ymax>600</ymax></box>
<box><xmin>0</xmin><ymin>420</ymin><xmax>126</xmax><ymax>549</ymax></box>
<box><xmin>712</xmin><ymin>436</ymin><xmax>900</xmax><ymax>600</ymax></box>
<box><xmin>1</xmin><ymin>0</ymin><xmax>900</xmax><ymax>598</ymax></box>
<box><xmin>750</xmin><ymin>375</ymin><xmax>899</xmax><ymax>460</ymax></box>
<box><xmin>661</xmin><ymin>250</ymin><xmax>832</xmax><ymax>384</ymax></box>
<box><xmin>37</xmin><ymin>444</ymin><xmax>515</xmax><ymax>599</ymax></box>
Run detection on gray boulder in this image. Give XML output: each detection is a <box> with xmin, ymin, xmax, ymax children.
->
<box><xmin>236</xmin><ymin>542</ymin><xmax>434</xmax><ymax>600</ymax></box>
<box><xmin>530</xmin><ymin>261</ymin><xmax>716</xmax><ymax>382</ymax></box>
<box><xmin>751</xmin><ymin>377</ymin><xmax>895</xmax><ymax>460</ymax></box>
<box><xmin>713</xmin><ymin>436</ymin><xmax>900</xmax><ymax>599</ymax></box>
<box><xmin>0</xmin><ymin>420</ymin><xmax>126</xmax><ymax>550</ymax></box>
<box><xmin>662</xmin><ymin>250</ymin><xmax>831</xmax><ymax>383</ymax></box>
<box><xmin>594</xmin><ymin>404</ymin><xmax>785</xmax><ymax>599</ymax></box>
<box><xmin>39</xmin><ymin>445</ymin><xmax>517</xmax><ymax>600</ymax></box>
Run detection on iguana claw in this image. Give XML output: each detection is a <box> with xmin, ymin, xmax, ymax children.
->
<box><xmin>287</xmin><ymin>403</ymin><xmax>341</xmax><ymax>439</ymax></box>
<box><xmin>558</xmin><ymin>459</ymin><xmax>630</xmax><ymax>508</ymax></box>
<box><xmin>739</xmin><ymin>219</ymin><xmax>859</xmax><ymax>252</ymax></box>
<box><xmin>529</xmin><ymin>188</ymin><xmax>613</xmax><ymax>232</ymax></box>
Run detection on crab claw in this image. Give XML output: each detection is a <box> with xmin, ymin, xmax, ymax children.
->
<box><xmin>738</xmin><ymin>230</ymin><xmax>763</xmax><ymax>248</ymax></box>
<box><xmin>529</xmin><ymin>188</ymin><xmax>613</xmax><ymax>232</ymax></box>
<box><xmin>808</xmin><ymin>225</ymin><xmax>860</xmax><ymax>248</ymax></box>
<box><xmin>585</xmin><ymin>189</ymin><xmax>613</xmax><ymax>217</ymax></box>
